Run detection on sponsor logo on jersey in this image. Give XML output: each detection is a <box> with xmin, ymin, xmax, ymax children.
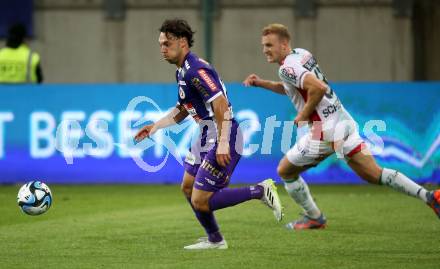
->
<box><xmin>198</xmin><ymin>69</ymin><xmax>218</xmax><ymax>91</ymax></box>
<box><xmin>205</xmin><ymin>177</ymin><xmax>216</xmax><ymax>186</ymax></box>
<box><xmin>281</xmin><ymin>66</ymin><xmax>297</xmax><ymax>84</ymax></box>
<box><xmin>179</xmin><ymin>86</ymin><xmax>186</xmax><ymax>99</ymax></box>
<box><xmin>200</xmin><ymin>159</ymin><xmax>229</xmax><ymax>180</ymax></box>
<box><xmin>321</xmin><ymin>99</ymin><xmax>342</xmax><ymax>118</ymax></box>
<box><xmin>302</xmin><ymin>55</ymin><xmax>317</xmax><ymax>70</ymax></box>
<box><xmin>191</xmin><ymin>77</ymin><xmax>210</xmax><ymax>98</ymax></box>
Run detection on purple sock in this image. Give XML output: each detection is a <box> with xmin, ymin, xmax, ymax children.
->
<box><xmin>208</xmin><ymin>231</ymin><xmax>223</xmax><ymax>243</ymax></box>
<box><xmin>209</xmin><ymin>185</ymin><xmax>263</xmax><ymax>211</ymax></box>
<box><xmin>186</xmin><ymin>197</ymin><xmax>223</xmax><ymax>243</ymax></box>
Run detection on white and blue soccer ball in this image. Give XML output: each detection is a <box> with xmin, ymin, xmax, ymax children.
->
<box><xmin>17</xmin><ymin>181</ymin><xmax>52</xmax><ymax>216</ymax></box>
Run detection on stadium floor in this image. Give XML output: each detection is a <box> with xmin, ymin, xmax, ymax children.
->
<box><xmin>1</xmin><ymin>184</ymin><xmax>439</xmax><ymax>269</ymax></box>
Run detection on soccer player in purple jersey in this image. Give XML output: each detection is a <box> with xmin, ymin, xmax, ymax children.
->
<box><xmin>135</xmin><ymin>19</ymin><xmax>283</xmax><ymax>250</ymax></box>
<box><xmin>243</xmin><ymin>23</ymin><xmax>440</xmax><ymax>230</ymax></box>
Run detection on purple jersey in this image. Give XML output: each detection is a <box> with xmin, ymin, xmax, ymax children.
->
<box><xmin>176</xmin><ymin>52</ymin><xmax>232</xmax><ymax>123</ymax></box>
<box><xmin>177</xmin><ymin>53</ymin><xmax>242</xmax><ymax>192</ymax></box>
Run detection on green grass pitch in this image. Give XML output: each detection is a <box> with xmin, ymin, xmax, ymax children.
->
<box><xmin>1</xmin><ymin>184</ymin><xmax>439</xmax><ymax>269</ymax></box>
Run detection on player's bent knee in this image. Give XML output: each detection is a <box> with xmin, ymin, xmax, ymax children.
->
<box><xmin>276</xmin><ymin>165</ymin><xmax>287</xmax><ymax>179</ymax></box>
<box><xmin>191</xmin><ymin>197</ymin><xmax>210</xmax><ymax>212</ymax></box>
<box><xmin>277</xmin><ymin>163</ymin><xmax>300</xmax><ymax>180</ymax></box>
<box><xmin>180</xmin><ymin>183</ymin><xmax>192</xmax><ymax>198</ymax></box>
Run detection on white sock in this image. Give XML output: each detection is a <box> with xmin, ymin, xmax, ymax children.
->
<box><xmin>381</xmin><ymin>168</ymin><xmax>428</xmax><ymax>203</ymax></box>
<box><xmin>284</xmin><ymin>176</ymin><xmax>321</xmax><ymax>219</ymax></box>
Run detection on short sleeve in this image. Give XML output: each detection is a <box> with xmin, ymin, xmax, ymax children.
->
<box><xmin>278</xmin><ymin>63</ymin><xmax>312</xmax><ymax>89</ymax></box>
<box><xmin>187</xmin><ymin>68</ymin><xmax>223</xmax><ymax>103</ymax></box>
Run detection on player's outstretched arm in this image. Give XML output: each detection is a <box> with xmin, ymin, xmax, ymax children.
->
<box><xmin>134</xmin><ymin>105</ymin><xmax>188</xmax><ymax>142</ymax></box>
<box><xmin>243</xmin><ymin>73</ymin><xmax>286</xmax><ymax>95</ymax></box>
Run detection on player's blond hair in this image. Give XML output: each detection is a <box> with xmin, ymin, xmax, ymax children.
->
<box><xmin>262</xmin><ymin>23</ymin><xmax>291</xmax><ymax>41</ymax></box>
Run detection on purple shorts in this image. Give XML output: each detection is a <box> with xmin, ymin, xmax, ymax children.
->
<box><xmin>183</xmin><ymin>120</ymin><xmax>243</xmax><ymax>192</ymax></box>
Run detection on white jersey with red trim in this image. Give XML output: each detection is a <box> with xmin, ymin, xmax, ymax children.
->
<box><xmin>279</xmin><ymin>49</ymin><xmax>364</xmax><ymax>161</ymax></box>
<box><xmin>278</xmin><ymin>48</ymin><xmax>351</xmax><ymax>124</ymax></box>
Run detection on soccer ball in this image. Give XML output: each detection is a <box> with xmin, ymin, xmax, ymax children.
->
<box><xmin>17</xmin><ymin>181</ymin><xmax>52</xmax><ymax>216</ymax></box>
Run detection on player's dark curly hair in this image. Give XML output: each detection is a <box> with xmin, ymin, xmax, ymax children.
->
<box><xmin>159</xmin><ymin>19</ymin><xmax>195</xmax><ymax>47</ymax></box>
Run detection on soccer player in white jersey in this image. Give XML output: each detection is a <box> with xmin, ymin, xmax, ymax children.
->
<box><xmin>243</xmin><ymin>23</ymin><xmax>440</xmax><ymax>230</ymax></box>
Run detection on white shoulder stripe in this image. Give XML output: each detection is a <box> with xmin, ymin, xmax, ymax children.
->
<box><xmin>206</xmin><ymin>91</ymin><xmax>222</xmax><ymax>103</ymax></box>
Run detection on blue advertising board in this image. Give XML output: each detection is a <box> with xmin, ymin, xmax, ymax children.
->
<box><xmin>0</xmin><ymin>82</ymin><xmax>438</xmax><ymax>184</ymax></box>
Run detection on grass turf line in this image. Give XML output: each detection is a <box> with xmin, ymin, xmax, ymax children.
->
<box><xmin>1</xmin><ymin>184</ymin><xmax>439</xmax><ymax>269</ymax></box>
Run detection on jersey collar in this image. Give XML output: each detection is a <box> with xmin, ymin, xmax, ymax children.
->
<box><xmin>280</xmin><ymin>50</ymin><xmax>294</xmax><ymax>65</ymax></box>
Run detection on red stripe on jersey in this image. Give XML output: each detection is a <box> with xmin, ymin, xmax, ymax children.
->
<box><xmin>298</xmin><ymin>88</ymin><xmax>323</xmax><ymax>140</ymax></box>
<box><xmin>347</xmin><ymin>142</ymin><xmax>366</xmax><ymax>158</ymax></box>
<box><xmin>198</xmin><ymin>69</ymin><xmax>217</xmax><ymax>91</ymax></box>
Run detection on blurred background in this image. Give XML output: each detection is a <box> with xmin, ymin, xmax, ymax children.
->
<box><xmin>0</xmin><ymin>0</ymin><xmax>439</xmax><ymax>185</ymax></box>
<box><xmin>1</xmin><ymin>0</ymin><xmax>440</xmax><ymax>82</ymax></box>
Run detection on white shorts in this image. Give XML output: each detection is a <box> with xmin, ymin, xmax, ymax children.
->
<box><xmin>286</xmin><ymin>123</ymin><xmax>365</xmax><ymax>167</ymax></box>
